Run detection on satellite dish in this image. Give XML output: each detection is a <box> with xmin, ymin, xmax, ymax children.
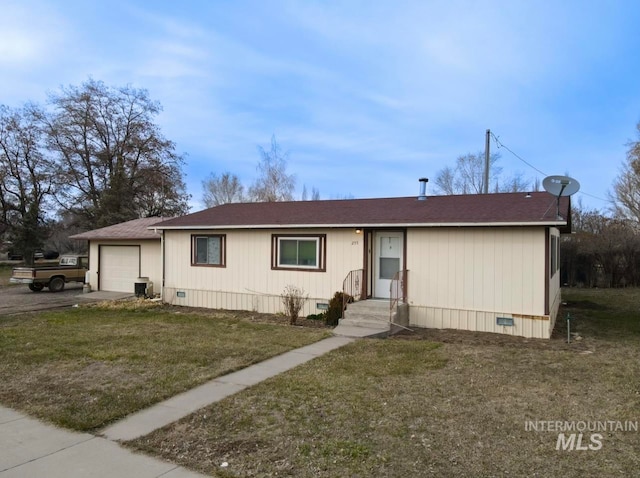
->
<box><xmin>542</xmin><ymin>175</ymin><xmax>580</xmax><ymax>220</ymax></box>
<box><xmin>543</xmin><ymin>175</ymin><xmax>580</xmax><ymax>197</ymax></box>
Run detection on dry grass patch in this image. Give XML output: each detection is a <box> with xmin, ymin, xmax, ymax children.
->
<box><xmin>0</xmin><ymin>306</ymin><xmax>330</xmax><ymax>431</ymax></box>
<box><xmin>558</xmin><ymin>287</ymin><xmax>640</xmax><ymax>341</ymax></box>
<box><xmin>129</xmin><ymin>289</ymin><xmax>640</xmax><ymax>477</ymax></box>
<box><xmin>0</xmin><ymin>264</ymin><xmax>14</xmax><ymax>287</ymax></box>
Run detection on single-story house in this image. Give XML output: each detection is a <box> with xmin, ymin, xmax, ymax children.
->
<box><xmin>144</xmin><ymin>190</ymin><xmax>570</xmax><ymax>339</ymax></box>
<box><xmin>70</xmin><ymin>217</ymin><xmax>167</xmax><ymax>294</ymax></box>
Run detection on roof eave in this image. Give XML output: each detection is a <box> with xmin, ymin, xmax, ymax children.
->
<box><xmin>70</xmin><ymin>236</ymin><xmax>161</xmax><ymax>241</ymax></box>
<box><xmin>153</xmin><ymin>220</ymin><xmax>568</xmax><ymax>230</ymax></box>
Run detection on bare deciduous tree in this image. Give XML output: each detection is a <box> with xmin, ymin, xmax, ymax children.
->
<box><xmin>611</xmin><ymin>123</ymin><xmax>640</xmax><ymax>223</ymax></box>
<box><xmin>41</xmin><ymin>78</ymin><xmax>189</xmax><ymax>229</ymax></box>
<box><xmin>248</xmin><ymin>135</ymin><xmax>295</xmax><ymax>202</ymax></box>
<box><xmin>202</xmin><ymin>172</ymin><xmax>245</xmax><ymax>207</ymax></box>
<box><xmin>494</xmin><ymin>171</ymin><xmax>531</xmax><ymax>193</ymax></box>
<box><xmin>561</xmin><ymin>199</ymin><xmax>640</xmax><ymax>287</ymax></box>
<box><xmin>434</xmin><ymin>151</ymin><xmax>531</xmax><ymax>195</ymax></box>
<box><xmin>301</xmin><ymin>184</ymin><xmax>320</xmax><ymax>201</ymax></box>
<box><xmin>433</xmin><ymin>165</ymin><xmax>457</xmax><ymax>195</ymax></box>
<box><xmin>0</xmin><ymin>104</ymin><xmax>54</xmax><ymax>263</ymax></box>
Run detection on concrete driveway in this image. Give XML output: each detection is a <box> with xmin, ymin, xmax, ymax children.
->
<box><xmin>0</xmin><ymin>284</ymin><xmax>133</xmax><ymax>316</ymax></box>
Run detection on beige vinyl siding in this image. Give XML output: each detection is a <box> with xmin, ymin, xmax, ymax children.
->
<box><xmin>87</xmin><ymin>240</ymin><xmax>161</xmax><ymax>294</ymax></box>
<box><xmin>163</xmin><ymin>228</ymin><xmax>363</xmax><ymax>315</ymax></box>
<box><xmin>161</xmin><ymin>225</ymin><xmax>556</xmax><ymax>338</ymax></box>
<box><xmin>407</xmin><ymin>227</ymin><xmax>551</xmax><ymax>338</ymax></box>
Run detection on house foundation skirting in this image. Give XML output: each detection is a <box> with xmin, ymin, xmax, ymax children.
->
<box><xmin>409</xmin><ymin>305</ymin><xmax>552</xmax><ymax>339</ymax></box>
<box><xmin>162</xmin><ymin>287</ymin><xmax>325</xmax><ymax>317</ymax></box>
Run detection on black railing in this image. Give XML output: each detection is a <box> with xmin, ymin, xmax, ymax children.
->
<box><xmin>342</xmin><ymin>268</ymin><xmax>364</xmax><ymax>315</ymax></box>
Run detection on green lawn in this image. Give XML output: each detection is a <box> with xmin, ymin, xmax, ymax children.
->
<box><xmin>0</xmin><ymin>263</ymin><xmax>15</xmax><ymax>287</ymax></box>
<box><xmin>558</xmin><ymin>287</ymin><xmax>640</xmax><ymax>340</ymax></box>
<box><xmin>0</xmin><ymin>303</ymin><xmax>330</xmax><ymax>431</ymax></box>
<box><xmin>129</xmin><ymin>288</ymin><xmax>640</xmax><ymax>477</ymax></box>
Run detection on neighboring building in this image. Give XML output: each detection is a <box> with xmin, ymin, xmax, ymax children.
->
<box><xmin>70</xmin><ymin>217</ymin><xmax>166</xmax><ymax>294</ymax></box>
<box><xmin>149</xmin><ymin>191</ymin><xmax>570</xmax><ymax>339</ymax></box>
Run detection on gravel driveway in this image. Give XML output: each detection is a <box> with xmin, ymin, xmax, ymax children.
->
<box><xmin>0</xmin><ymin>283</ymin><xmax>87</xmax><ymax>316</ymax></box>
<box><xmin>0</xmin><ymin>283</ymin><xmax>134</xmax><ymax>316</ymax></box>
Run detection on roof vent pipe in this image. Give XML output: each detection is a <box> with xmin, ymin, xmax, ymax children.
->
<box><xmin>418</xmin><ymin>178</ymin><xmax>428</xmax><ymax>201</ymax></box>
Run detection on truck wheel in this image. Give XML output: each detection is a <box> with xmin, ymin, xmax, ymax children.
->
<box><xmin>28</xmin><ymin>283</ymin><xmax>44</xmax><ymax>292</ymax></box>
<box><xmin>48</xmin><ymin>277</ymin><xmax>65</xmax><ymax>292</ymax></box>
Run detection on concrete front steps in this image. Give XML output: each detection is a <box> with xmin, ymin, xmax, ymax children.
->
<box><xmin>333</xmin><ymin>299</ymin><xmax>391</xmax><ymax>338</ymax></box>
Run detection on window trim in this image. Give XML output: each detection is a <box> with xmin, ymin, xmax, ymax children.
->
<box><xmin>272</xmin><ymin>234</ymin><xmax>326</xmax><ymax>272</ymax></box>
<box><xmin>191</xmin><ymin>234</ymin><xmax>226</xmax><ymax>268</ymax></box>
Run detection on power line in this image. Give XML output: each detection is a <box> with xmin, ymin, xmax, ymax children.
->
<box><xmin>489</xmin><ymin>131</ymin><xmax>610</xmax><ymax>203</ymax></box>
<box><xmin>578</xmin><ymin>191</ymin><xmax>610</xmax><ymax>203</ymax></box>
<box><xmin>489</xmin><ymin>131</ymin><xmax>547</xmax><ymax>176</ymax></box>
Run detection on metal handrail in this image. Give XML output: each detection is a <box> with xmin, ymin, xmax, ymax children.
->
<box><xmin>342</xmin><ymin>268</ymin><xmax>364</xmax><ymax>314</ymax></box>
<box><xmin>390</xmin><ymin>269</ymin><xmax>408</xmax><ymax>321</ymax></box>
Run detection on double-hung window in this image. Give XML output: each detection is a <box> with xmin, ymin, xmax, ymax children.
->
<box><xmin>192</xmin><ymin>234</ymin><xmax>226</xmax><ymax>267</ymax></box>
<box><xmin>272</xmin><ymin>235</ymin><xmax>326</xmax><ymax>271</ymax></box>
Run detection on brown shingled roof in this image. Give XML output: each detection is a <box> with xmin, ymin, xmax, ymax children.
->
<box><xmin>154</xmin><ymin>192</ymin><xmax>570</xmax><ymax>230</ymax></box>
<box><xmin>70</xmin><ymin>217</ymin><xmax>167</xmax><ymax>240</ymax></box>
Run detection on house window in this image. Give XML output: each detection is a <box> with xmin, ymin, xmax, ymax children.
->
<box><xmin>192</xmin><ymin>235</ymin><xmax>226</xmax><ymax>267</ymax></box>
<box><xmin>550</xmin><ymin>234</ymin><xmax>559</xmax><ymax>277</ymax></box>
<box><xmin>272</xmin><ymin>235</ymin><xmax>326</xmax><ymax>271</ymax></box>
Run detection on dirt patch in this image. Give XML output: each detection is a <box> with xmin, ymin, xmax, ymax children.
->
<box><xmin>563</xmin><ymin>299</ymin><xmax>609</xmax><ymax>310</ymax></box>
<box><xmin>393</xmin><ymin>325</ymin><xmax>593</xmax><ymax>352</ymax></box>
<box><xmin>151</xmin><ymin>304</ymin><xmax>331</xmax><ymax>329</ymax></box>
<box><xmin>0</xmin><ymin>282</ymin><xmax>84</xmax><ymax>316</ymax></box>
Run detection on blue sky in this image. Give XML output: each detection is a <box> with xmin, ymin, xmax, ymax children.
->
<box><xmin>2</xmin><ymin>0</ymin><xmax>639</xmax><ymax>212</ymax></box>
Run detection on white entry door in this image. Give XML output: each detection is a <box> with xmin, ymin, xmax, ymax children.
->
<box><xmin>374</xmin><ymin>232</ymin><xmax>403</xmax><ymax>298</ymax></box>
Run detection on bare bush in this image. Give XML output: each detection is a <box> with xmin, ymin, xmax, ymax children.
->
<box><xmin>281</xmin><ymin>285</ymin><xmax>308</xmax><ymax>325</ymax></box>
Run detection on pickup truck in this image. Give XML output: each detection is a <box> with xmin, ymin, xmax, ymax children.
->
<box><xmin>10</xmin><ymin>255</ymin><xmax>88</xmax><ymax>292</ymax></box>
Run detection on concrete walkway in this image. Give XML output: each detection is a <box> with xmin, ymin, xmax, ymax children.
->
<box><xmin>102</xmin><ymin>336</ymin><xmax>353</xmax><ymax>441</ymax></box>
<box><xmin>0</xmin><ymin>406</ymin><xmax>204</xmax><ymax>477</ymax></box>
<box><xmin>0</xmin><ymin>336</ymin><xmax>354</xmax><ymax>477</ymax></box>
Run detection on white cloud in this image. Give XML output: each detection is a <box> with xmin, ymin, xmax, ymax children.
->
<box><xmin>0</xmin><ymin>0</ymin><xmax>633</xmax><ymax>211</ymax></box>
<box><xmin>0</xmin><ymin>1</ymin><xmax>69</xmax><ymax>67</ymax></box>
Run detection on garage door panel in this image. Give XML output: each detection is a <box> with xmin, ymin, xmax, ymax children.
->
<box><xmin>100</xmin><ymin>246</ymin><xmax>140</xmax><ymax>293</ymax></box>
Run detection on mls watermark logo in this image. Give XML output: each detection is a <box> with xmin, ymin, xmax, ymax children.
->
<box><xmin>524</xmin><ymin>420</ymin><xmax>638</xmax><ymax>451</ymax></box>
<box><xmin>555</xmin><ymin>432</ymin><xmax>602</xmax><ymax>451</ymax></box>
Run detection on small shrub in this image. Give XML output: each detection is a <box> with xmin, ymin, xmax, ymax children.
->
<box><xmin>325</xmin><ymin>291</ymin><xmax>352</xmax><ymax>327</ymax></box>
<box><xmin>281</xmin><ymin>285</ymin><xmax>309</xmax><ymax>325</ymax></box>
<box><xmin>306</xmin><ymin>312</ymin><xmax>327</xmax><ymax>321</ymax></box>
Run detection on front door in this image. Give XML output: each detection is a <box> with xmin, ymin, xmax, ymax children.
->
<box><xmin>373</xmin><ymin>231</ymin><xmax>404</xmax><ymax>298</ymax></box>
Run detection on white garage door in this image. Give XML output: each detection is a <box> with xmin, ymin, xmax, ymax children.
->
<box><xmin>100</xmin><ymin>246</ymin><xmax>140</xmax><ymax>293</ymax></box>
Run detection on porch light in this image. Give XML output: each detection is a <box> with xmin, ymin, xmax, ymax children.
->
<box><xmin>355</xmin><ymin>228</ymin><xmax>362</xmax><ymax>234</ymax></box>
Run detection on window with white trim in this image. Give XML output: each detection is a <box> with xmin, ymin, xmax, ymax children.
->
<box><xmin>272</xmin><ymin>235</ymin><xmax>326</xmax><ymax>271</ymax></box>
<box><xmin>192</xmin><ymin>234</ymin><xmax>226</xmax><ymax>267</ymax></box>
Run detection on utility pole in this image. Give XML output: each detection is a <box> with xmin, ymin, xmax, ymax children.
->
<box><xmin>483</xmin><ymin>129</ymin><xmax>490</xmax><ymax>194</ymax></box>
